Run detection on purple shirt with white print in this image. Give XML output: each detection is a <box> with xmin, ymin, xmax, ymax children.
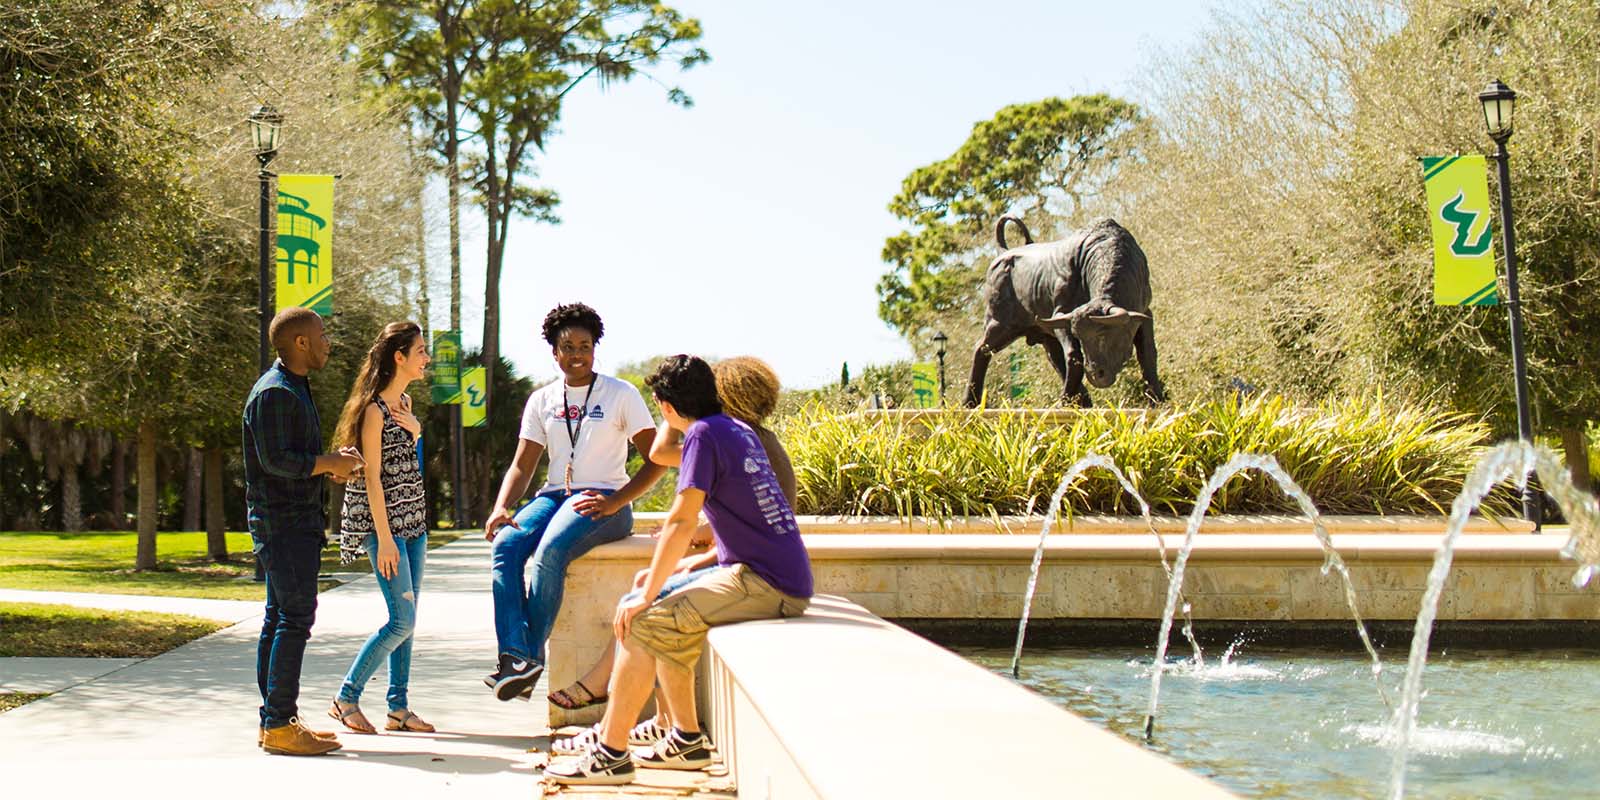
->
<box><xmin>677</xmin><ymin>414</ymin><xmax>813</xmax><ymax>598</ymax></box>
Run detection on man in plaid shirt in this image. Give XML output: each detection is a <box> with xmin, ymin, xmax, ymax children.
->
<box><xmin>243</xmin><ymin>307</ymin><xmax>362</xmax><ymax>756</ymax></box>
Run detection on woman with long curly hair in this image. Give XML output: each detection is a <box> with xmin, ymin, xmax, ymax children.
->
<box><xmin>481</xmin><ymin>303</ymin><xmax>667</xmax><ymax>701</ymax></box>
<box><xmin>327</xmin><ymin>321</ymin><xmax>435</xmax><ymax>734</ymax></box>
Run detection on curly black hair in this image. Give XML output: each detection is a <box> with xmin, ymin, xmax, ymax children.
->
<box><xmin>541</xmin><ymin>303</ymin><xmax>604</xmax><ymax>347</ymax></box>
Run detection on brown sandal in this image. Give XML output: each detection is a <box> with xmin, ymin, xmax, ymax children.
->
<box><xmin>548</xmin><ymin>679</ymin><xmax>608</xmax><ymax>711</ymax></box>
<box><xmin>385</xmin><ymin>709</ymin><xmax>435</xmax><ymax>732</ymax></box>
<box><xmin>329</xmin><ymin>700</ymin><xmax>376</xmax><ymax>734</ymax></box>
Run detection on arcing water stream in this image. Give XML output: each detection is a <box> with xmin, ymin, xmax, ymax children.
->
<box><xmin>1008</xmin><ymin>444</ymin><xmax>1600</xmax><ymax>797</ymax></box>
<box><xmin>1010</xmin><ymin>453</ymin><xmax>1201</xmax><ymax>678</ymax></box>
<box><xmin>1143</xmin><ymin>453</ymin><xmax>1390</xmax><ymax>740</ymax></box>
<box><xmin>1386</xmin><ymin>441</ymin><xmax>1600</xmax><ymax>800</ymax></box>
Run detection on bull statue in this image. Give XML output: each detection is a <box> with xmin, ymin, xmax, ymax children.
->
<box><xmin>966</xmin><ymin>215</ymin><xmax>1166</xmax><ymax>408</ymax></box>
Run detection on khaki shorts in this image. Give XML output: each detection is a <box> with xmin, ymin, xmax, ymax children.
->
<box><xmin>626</xmin><ymin>564</ymin><xmax>810</xmax><ymax>672</ymax></box>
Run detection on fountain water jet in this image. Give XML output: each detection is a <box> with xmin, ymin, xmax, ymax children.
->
<box><xmin>1144</xmin><ymin>453</ymin><xmax>1391</xmax><ymax>741</ymax></box>
<box><xmin>1011</xmin><ymin>453</ymin><xmax>1201</xmax><ymax>678</ymax></box>
<box><xmin>1387</xmin><ymin>441</ymin><xmax>1600</xmax><ymax>800</ymax></box>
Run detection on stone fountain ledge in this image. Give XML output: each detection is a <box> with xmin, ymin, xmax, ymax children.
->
<box><xmin>547</xmin><ymin>528</ymin><xmax>1594</xmax><ymax>728</ymax></box>
<box><xmin>629</xmin><ymin>512</ymin><xmax>1535</xmax><ymax>535</ymax></box>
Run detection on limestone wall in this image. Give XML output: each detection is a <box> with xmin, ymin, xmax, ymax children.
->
<box><xmin>545</xmin><ymin>527</ymin><xmax>1597</xmax><ymax>728</ymax></box>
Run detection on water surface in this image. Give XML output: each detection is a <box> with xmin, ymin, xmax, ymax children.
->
<box><xmin>962</xmin><ymin>645</ymin><xmax>1600</xmax><ymax>798</ymax></box>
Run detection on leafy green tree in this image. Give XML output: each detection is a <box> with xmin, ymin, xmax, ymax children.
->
<box><xmin>1</xmin><ymin>2</ymin><xmax>423</xmax><ymax>564</ymax></box>
<box><xmin>338</xmin><ymin>0</ymin><xmax>706</xmax><ymax>512</ymax></box>
<box><xmin>877</xmin><ymin>95</ymin><xmax>1144</xmax><ymax>337</ymax></box>
<box><xmin>462</xmin><ymin>2</ymin><xmax>707</xmax><ymax>417</ymax></box>
<box><xmin>1340</xmin><ymin>0</ymin><xmax>1600</xmax><ymax>485</ymax></box>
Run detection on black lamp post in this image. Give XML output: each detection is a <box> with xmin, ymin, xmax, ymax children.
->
<box><xmin>248</xmin><ymin>105</ymin><xmax>282</xmax><ymax>581</ymax></box>
<box><xmin>1478</xmin><ymin>79</ymin><xmax>1541</xmax><ymax>529</ymax></box>
<box><xmin>248</xmin><ymin>105</ymin><xmax>283</xmax><ymax>374</ymax></box>
<box><xmin>932</xmin><ymin>331</ymin><xmax>949</xmax><ymax>407</ymax></box>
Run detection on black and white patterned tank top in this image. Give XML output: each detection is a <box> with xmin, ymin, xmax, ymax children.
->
<box><xmin>339</xmin><ymin>396</ymin><xmax>427</xmax><ymax>564</ymax></box>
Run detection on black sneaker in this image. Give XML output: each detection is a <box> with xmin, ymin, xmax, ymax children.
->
<box><xmin>633</xmin><ymin>728</ymin><xmax>714</xmax><ymax>771</ymax></box>
<box><xmin>545</xmin><ymin>743</ymin><xmax>635</xmax><ymax>785</ymax></box>
<box><xmin>481</xmin><ymin>666</ymin><xmax>535</xmax><ymax>700</ymax></box>
<box><xmin>489</xmin><ymin>653</ymin><xmax>542</xmax><ymax>701</ymax></box>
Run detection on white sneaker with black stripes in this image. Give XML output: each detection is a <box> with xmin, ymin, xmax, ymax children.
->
<box><xmin>550</xmin><ymin>718</ymin><xmax>668</xmax><ymax>758</ymax></box>
<box><xmin>551</xmin><ymin>725</ymin><xmax>600</xmax><ymax>757</ymax></box>
<box><xmin>629</xmin><ymin>718</ymin><xmax>668</xmax><ymax>747</ymax></box>
<box><xmin>633</xmin><ymin>728</ymin><xmax>714</xmax><ymax>771</ymax></box>
<box><xmin>545</xmin><ymin>743</ymin><xmax>635</xmax><ymax>786</ymax></box>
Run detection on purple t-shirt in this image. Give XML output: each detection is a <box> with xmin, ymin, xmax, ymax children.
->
<box><xmin>678</xmin><ymin>414</ymin><xmax>813</xmax><ymax>598</ymax></box>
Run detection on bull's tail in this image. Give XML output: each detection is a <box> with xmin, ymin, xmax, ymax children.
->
<box><xmin>996</xmin><ymin>214</ymin><xmax>1034</xmax><ymax>250</ymax></box>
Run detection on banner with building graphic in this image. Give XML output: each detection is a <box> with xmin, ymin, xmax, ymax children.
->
<box><xmin>431</xmin><ymin>331</ymin><xmax>462</xmax><ymax>404</ymax></box>
<box><xmin>911</xmin><ymin>362</ymin><xmax>939</xmax><ymax>409</ymax></box>
<box><xmin>1008</xmin><ymin>351</ymin><xmax>1028</xmax><ymax>400</ymax></box>
<box><xmin>1421</xmin><ymin>156</ymin><xmax>1499</xmax><ymax>306</ymax></box>
<box><xmin>461</xmin><ymin>367</ymin><xmax>487</xmax><ymax>427</ymax></box>
<box><xmin>275</xmin><ymin>174</ymin><xmax>334</xmax><ymax>315</ymax></box>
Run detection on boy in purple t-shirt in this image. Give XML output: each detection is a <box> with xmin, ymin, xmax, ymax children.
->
<box><xmin>546</xmin><ymin>355</ymin><xmax>813</xmax><ymax>786</ymax></box>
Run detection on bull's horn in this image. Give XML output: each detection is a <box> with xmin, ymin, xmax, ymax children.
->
<box><xmin>1086</xmin><ymin>307</ymin><xmax>1152</xmax><ymax>324</ymax></box>
<box><xmin>1036</xmin><ymin>312</ymin><xmax>1074</xmax><ymax>329</ymax></box>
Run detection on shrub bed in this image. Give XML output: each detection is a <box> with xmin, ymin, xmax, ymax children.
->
<box><xmin>781</xmin><ymin>396</ymin><xmax>1511</xmax><ymax>518</ymax></box>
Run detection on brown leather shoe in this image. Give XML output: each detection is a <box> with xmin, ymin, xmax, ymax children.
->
<box><xmin>261</xmin><ymin>718</ymin><xmax>342</xmax><ymax>756</ymax></box>
<box><xmin>259</xmin><ymin>724</ymin><xmax>336</xmax><ymax>747</ymax></box>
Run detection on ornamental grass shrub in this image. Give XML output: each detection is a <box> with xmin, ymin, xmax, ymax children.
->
<box><xmin>779</xmin><ymin>395</ymin><xmax>1511</xmax><ymax>519</ymax></box>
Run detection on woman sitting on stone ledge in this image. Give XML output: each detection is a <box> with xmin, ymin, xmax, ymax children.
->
<box><xmin>546</xmin><ymin>356</ymin><xmax>797</xmax><ymax>747</ymax></box>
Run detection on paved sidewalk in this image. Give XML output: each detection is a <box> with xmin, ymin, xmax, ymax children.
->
<box><xmin>0</xmin><ymin>657</ymin><xmax>141</xmax><ymax>694</ymax></box>
<box><xmin>0</xmin><ymin>588</ymin><xmax>260</xmax><ymax>622</ymax></box>
<box><xmin>0</xmin><ymin>536</ymin><xmax>731</xmax><ymax>798</ymax></box>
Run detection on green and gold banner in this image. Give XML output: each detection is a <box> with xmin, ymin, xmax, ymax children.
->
<box><xmin>275</xmin><ymin>174</ymin><xmax>334</xmax><ymax>315</ymax></box>
<box><xmin>1421</xmin><ymin>155</ymin><xmax>1498</xmax><ymax>306</ymax></box>
<box><xmin>911</xmin><ymin>362</ymin><xmax>939</xmax><ymax>409</ymax></box>
<box><xmin>461</xmin><ymin>367</ymin><xmax>487</xmax><ymax>427</ymax></box>
<box><xmin>431</xmin><ymin>331</ymin><xmax>462</xmax><ymax>404</ymax></box>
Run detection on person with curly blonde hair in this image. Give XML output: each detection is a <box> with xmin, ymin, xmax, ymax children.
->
<box><xmin>544</xmin><ymin>356</ymin><xmax>795</xmax><ymax>728</ymax></box>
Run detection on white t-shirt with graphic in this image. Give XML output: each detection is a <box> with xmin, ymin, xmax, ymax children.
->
<box><xmin>518</xmin><ymin>373</ymin><xmax>655</xmax><ymax>494</ymax></box>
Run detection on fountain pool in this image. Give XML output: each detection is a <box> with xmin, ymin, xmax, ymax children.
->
<box><xmin>960</xmin><ymin>644</ymin><xmax>1600</xmax><ymax>798</ymax></box>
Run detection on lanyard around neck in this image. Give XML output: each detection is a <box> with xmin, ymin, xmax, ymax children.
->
<box><xmin>563</xmin><ymin>378</ymin><xmax>597</xmax><ymax>451</ymax></box>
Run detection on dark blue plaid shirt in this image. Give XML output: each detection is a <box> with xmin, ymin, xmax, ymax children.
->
<box><xmin>242</xmin><ymin>360</ymin><xmax>327</xmax><ymax>544</ymax></box>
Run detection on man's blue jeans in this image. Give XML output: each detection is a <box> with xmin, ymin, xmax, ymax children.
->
<box><xmin>338</xmin><ymin>533</ymin><xmax>427</xmax><ymax>711</ymax></box>
<box><xmin>255</xmin><ymin>531</ymin><xmax>323</xmax><ymax>730</ymax></box>
<box><xmin>490</xmin><ymin>490</ymin><xmax>633</xmax><ymax>664</ymax></box>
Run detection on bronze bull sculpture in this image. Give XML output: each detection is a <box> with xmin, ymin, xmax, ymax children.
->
<box><xmin>966</xmin><ymin>215</ymin><xmax>1165</xmax><ymax>407</ymax></box>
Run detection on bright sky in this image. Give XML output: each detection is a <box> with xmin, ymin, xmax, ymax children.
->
<box><xmin>435</xmin><ymin>0</ymin><xmax>1231</xmax><ymax>389</ymax></box>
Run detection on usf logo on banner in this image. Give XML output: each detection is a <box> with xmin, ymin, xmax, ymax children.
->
<box><xmin>461</xmin><ymin>367</ymin><xmax>487</xmax><ymax>427</ymax></box>
<box><xmin>911</xmin><ymin>362</ymin><xmax>939</xmax><ymax>409</ymax></box>
<box><xmin>1421</xmin><ymin>156</ymin><xmax>1498</xmax><ymax>306</ymax></box>
<box><xmin>431</xmin><ymin>331</ymin><xmax>462</xmax><ymax>404</ymax></box>
<box><xmin>275</xmin><ymin>174</ymin><xmax>334</xmax><ymax>315</ymax></box>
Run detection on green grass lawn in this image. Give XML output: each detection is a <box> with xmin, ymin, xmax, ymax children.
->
<box><xmin>0</xmin><ymin>693</ymin><xmax>48</xmax><ymax>714</ymax></box>
<box><xmin>0</xmin><ymin>602</ymin><xmax>226</xmax><ymax>657</ymax></box>
<box><xmin>0</xmin><ymin>531</ymin><xmax>463</xmax><ymax>601</ymax></box>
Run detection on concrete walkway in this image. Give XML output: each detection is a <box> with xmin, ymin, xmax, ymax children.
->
<box><xmin>0</xmin><ymin>588</ymin><xmax>261</xmax><ymax>622</ymax></box>
<box><xmin>0</xmin><ymin>657</ymin><xmax>142</xmax><ymax>693</ymax></box>
<box><xmin>0</xmin><ymin>536</ymin><xmax>731</xmax><ymax>798</ymax></box>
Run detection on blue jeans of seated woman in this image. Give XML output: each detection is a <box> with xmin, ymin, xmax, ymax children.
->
<box><xmin>338</xmin><ymin>533</ymin><xmax>427</xmax><ymax>711</ymax></box>
<box><xmin>625</xmin><ymin>566</ymin><xmax>718</xmax><ymax>604</ymax></box>
<box><xmin>491</xmin><ymin>489</ymin><xmax>634</xmax><ymax>664</ymax></box>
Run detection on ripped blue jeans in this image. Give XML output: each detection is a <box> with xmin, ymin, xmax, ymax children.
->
<box><xmin>337</xmin><ymin>533</ymin><xmax>427</xmax><ymax>711</ymax></box>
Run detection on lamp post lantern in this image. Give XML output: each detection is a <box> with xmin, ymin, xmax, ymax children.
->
<box><xmin>1477</xmin><ymin>79</ymin><xmax>1541</xmax><ymax>529</ymax></box>
<box><xmin>248</xmin><ymin>105</ymin><xmax>283</xmax><ymax>375</ymax></box>
<box><xmin>933</xmin><ymin>330</ymin><xmax>949</xmax><ymax>407</ymax></box>
<box><xmin>248</xmin><ymin>105</ymin><xmax>283</xmax><ymax>581</ymax></box>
